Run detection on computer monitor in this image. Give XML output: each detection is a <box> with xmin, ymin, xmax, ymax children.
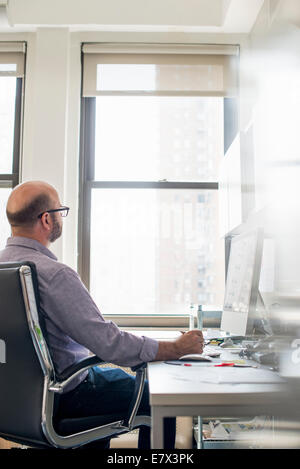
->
<box><xmin>220</xmin><ymin>228</ymin><xmax>264</xmax><ymax>336</ymax></box>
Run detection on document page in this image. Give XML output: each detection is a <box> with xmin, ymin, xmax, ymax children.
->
<box><xmin>215</xmin><ymin>367</ymin><xmax>285</xmax><ymax>384</ymax></box>
<box><xmin>167</xmin><ymin>365</ymin><xmax>285</xmax><ymax>384</ymax></box>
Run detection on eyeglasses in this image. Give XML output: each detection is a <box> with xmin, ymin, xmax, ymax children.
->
<box><xmin>37</xmin><ymin>206</ymin><xmax>70</xmax><ymax>219</ymax></box>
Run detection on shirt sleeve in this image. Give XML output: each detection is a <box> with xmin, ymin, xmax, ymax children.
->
<box><xmin>43</xmin><ymin>266</ymin><xmax>159</xmax><ymax>367</ymax></box>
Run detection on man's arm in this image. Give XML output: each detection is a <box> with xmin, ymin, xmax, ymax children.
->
<box><xmin>154</xmin><ymin>330</ymin><xmax>204</xmax><ymax>361</ymax></box>
<box><xmin>44</xmin><ymin>267</ymin><xmax>160</xmax><ymax>367</ymax></box>
<box><xmin>45</xmin><ymin>267</ymin><xmax>204</xmax><ymax>366</ymax></box>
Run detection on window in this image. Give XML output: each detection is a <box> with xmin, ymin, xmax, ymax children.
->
<box><xmin>0</xmin><ymin>43</ymin><xmax>25</xmax><ymax>249</ymax></box>
<box><xmin>80</xmin><ymin>44</ymin><xmax>239</xmax><ymax>317</ymax></box>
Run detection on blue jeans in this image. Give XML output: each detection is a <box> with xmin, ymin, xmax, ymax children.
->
<box><xmin>55</xmin><ymin>366</ymin><xmax>175</xmax><ymax>449</ymax></box>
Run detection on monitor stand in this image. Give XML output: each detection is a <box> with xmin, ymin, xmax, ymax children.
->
<box><xmin>252</xmin><ymin>291</ymin><xmax>273</xmax><ymax>337</ymax></box>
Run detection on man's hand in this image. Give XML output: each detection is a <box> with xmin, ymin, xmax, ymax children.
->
<box><xmin>154</xmin><ymin>330</ymin><xmax>204</xmax><ymax>361</ymax></box>
<box><xmin>174</xmin><ymin>330</ymin><xmax>204</xmax><ymax>357</ymax></box>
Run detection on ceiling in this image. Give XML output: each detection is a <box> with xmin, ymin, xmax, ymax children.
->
<box><xmin>0</xmin><ymin>0</ymin><xmax>264</xmax><ymax>33</ymax></box>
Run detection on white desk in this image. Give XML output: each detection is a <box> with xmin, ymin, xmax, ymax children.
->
<box><xmin>148</xmin><ymin>359</ymin><xmax>287</xmax><ymax>449</ymax></box>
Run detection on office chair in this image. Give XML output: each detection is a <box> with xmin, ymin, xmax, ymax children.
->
<box><xmin>0</xmin><ymin>262</ymin><xmax>150</xmax><ymax>449</ymax></box>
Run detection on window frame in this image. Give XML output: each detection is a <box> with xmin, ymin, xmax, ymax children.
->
<box><xmin>78</xmin><ymin>46</ymin><xmax>237</xmax><ymax>326</ymax></box>
<box><xmin>78</xmin><ymin>103</ymin><xmax>221</xmax><ymax>327</ymax></box>
<box><xmin>0</xmin><ymin>76</ymin><xmax>23</xmax><ymax>192</ymax></box>
<box><xmin>78</xmin><ymin>97</ymin><xmax>219</xmax><ymax>284</ymax></box>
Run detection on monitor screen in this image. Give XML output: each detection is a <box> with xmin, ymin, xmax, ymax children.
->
<box><xmin>220</xmin><ymin>229</ymin><xmax>264</xmax><ymax>336</ymax></box>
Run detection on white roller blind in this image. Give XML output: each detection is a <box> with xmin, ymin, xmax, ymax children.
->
<box><xmin>0</xmin><ymin>42</ymin><xmax>26</xmax><ymax>77</ymax></box>
<box><xmin>82</xmin><ymin>43</ymin><xmax>239</xmax><ymax>97</ymax></box>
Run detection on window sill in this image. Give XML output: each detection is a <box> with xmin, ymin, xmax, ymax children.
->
<box><xmin>103</xmin><ymin>314</ymin><xmax>190</xmax><ymax>329</ymax></box>
<box><xmin>103</xmin><ymin>312</ymin><xmax>221</xmax><ymax>330</ymax></box>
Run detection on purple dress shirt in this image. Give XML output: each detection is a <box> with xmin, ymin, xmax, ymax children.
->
<box><xmin>0</xmin><ymin>237</ymin><xmax>159</xmax><ymax>391</ymax></box>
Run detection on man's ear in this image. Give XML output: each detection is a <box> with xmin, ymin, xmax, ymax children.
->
<box><xmin>40</xmin><ymin>212</ymin><xmax>50</xmax><ymax>229</ymax></box>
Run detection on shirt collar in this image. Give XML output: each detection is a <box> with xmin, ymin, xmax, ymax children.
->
<box><xmin>6</xmin><ymin>236</ymin><xmax>58</xmax><ymax>261</ymax></box>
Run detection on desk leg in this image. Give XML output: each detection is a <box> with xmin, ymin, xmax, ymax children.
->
<box><xmin>151</xmin><ymin>406</ymin><xmax>165</xmax><ymax>449</ymax></box>
<box><xmin>197</xmin><ymin>416</ymin><xmax>203</xmax><ymax>449</ymax></box>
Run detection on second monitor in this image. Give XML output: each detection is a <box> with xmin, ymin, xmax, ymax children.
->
<box><xmin>220</xmin><ymin>228</ymin><xmax>264</xmax><ymax>336</ymax></box>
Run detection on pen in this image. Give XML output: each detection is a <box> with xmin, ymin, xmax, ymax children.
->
<box><xmin>214</xmin><ymin>363</ymin><xmax>235</xmax><ymax>367</ymax></box>
<box><xmin>164</xmin><ymin>362</ymin><xmax>194</xmax><ymax>366</ymax></box>
<box><xmin>214</xmin><ymin>363</ymin><xmax>258</xmax><ymax>368</ymax></box>
<box><xmin>166</xmin><ymin>362</ymin><xmax>193</xmax><ymax>366</ymax></box>
<box><xmin>164</xmin><ymin>361</ymin><xmax>183</xmax><ymax>366</ymax></box>
<box><xmin>232</xmin><ymin>364</ymin><xmax>258</xmax><ymax>368</ymax></box>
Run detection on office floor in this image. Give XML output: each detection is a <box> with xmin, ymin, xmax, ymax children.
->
<box><xmin>0</xmin><ymin>438</ymin><xmax>21</xmax><ymax>449</ymax></box>
<box><xmin>110</xmin><ymin>417</ymin><xmax>193</xmax><ymax>449</ymax></box>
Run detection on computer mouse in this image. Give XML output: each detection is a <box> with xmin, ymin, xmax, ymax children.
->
<box><xmin>179</xmin><ymin>354</ymin><xmax>212</xmax><ymax>362</ymax></box>
<box><xmin>220</xmin><ymin>338</ymin><xmax>234</xmax><ymax>348</ymax></box>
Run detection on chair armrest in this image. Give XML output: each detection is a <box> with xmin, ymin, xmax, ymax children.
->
<box><xmin>49</xmin><ymin>355</ymin><xmax>106</xmax><ymax>393</ymax></box>
<box><xmin>123</xmin><ymin>362</ymin><xmax>148</xmax><ymax>430</ymax></box>
<box><xmin>49</xmin><ymin>358</ymin><xmax>149</xmax><ymax>431</ymax></box>
<box><xmin>131</xmin><ymin>362</ymin><xmax>147</xmax><ymax>373</ymax></box>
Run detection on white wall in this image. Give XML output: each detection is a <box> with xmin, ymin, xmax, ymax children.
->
<box><xmin>8</xmin><ymin>0</ymin><xmax>225</xmax><ymax>28</ymax></box>
<box><xmin>240</xmin><ymin>0</ymin><xmax>300</xmax><ymax>210</ymax></box>
<box><xmin>6</xmin><ymin>0</ymin><xmax>263</xmax><ymax>32</ymax></box>
<box><xmin>238</xmin><ymin>0</ymin><xmax>300</xmax><ymax>294</ymax></box>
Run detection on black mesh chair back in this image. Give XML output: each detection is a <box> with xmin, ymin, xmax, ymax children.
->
<box><xmin>0</xmin><ymin>262</ymin><xmax>49</xmax><ymax>446</ymax></box>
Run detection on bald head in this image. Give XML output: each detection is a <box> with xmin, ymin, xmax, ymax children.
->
<box><xmin>7</xmin><ymin>181</ymin><xmax>59</xmax><ymax>228</ymax></box>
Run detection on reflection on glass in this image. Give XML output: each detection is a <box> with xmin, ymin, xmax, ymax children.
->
<box><xmin>95</xmin><ymin>96</ymin><xmax>223</xmax><ymax>181</ymax></box>
<box><xmin>0</xmin><ymin>77</ymin><xmax>16</xmax><ymax>174</ymax></box>
<box><xmin>90</xmin><ymin>189</ymin><xmax>224</xmax><ymax>315</ymax></box>
<box><xmin>0</xmin><ymin>189</ymin><xmax>11</xmax><ymax>249</ymax></box>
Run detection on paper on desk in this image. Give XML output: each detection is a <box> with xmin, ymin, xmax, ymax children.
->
<box><xmin>168</xmin><ymin>366</ymin><xmax>285</xmax><ymax>384</ymax></box>
<box><xmin>215</xmin><ymin>368</ymin><xmax>285</xmax><ymax>384</ymax></box>
<box><xmin>168</xmin><ymin>367</ymin><xmax>219</xmax><ymax>384</ymax></box>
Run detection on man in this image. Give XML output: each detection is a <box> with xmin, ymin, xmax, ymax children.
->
<box><xmin>0</xmin><ymin>181</ymin><xmax>204</xmax><ymax>448</ymax></box>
